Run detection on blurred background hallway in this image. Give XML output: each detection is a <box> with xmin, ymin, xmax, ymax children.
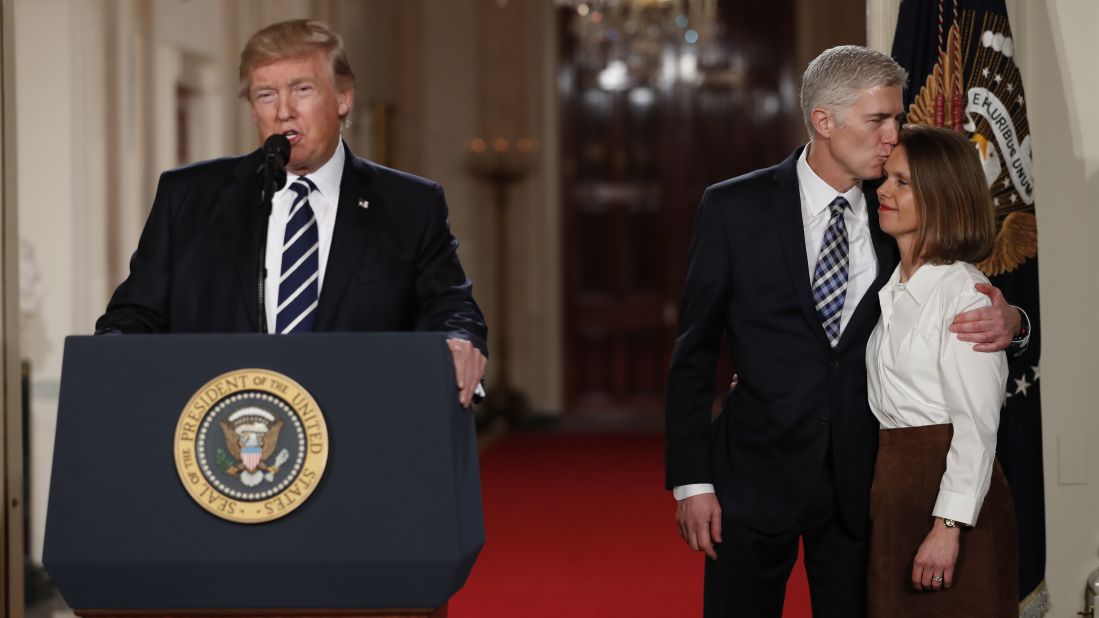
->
<box><xmin>2</xmin><ymin>1</ymin><xmax>1097</xmax><ymax>616</ymax></box>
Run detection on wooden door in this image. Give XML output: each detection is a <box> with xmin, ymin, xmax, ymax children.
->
<box><xmin>560</xmin><ymin>1</ymin><xmax>806</xmax><ymax>419</ymax></box>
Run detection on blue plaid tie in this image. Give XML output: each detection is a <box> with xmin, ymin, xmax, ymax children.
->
<box><xmin>275</xmin><ymin>177</ymin><xmax>319</xmax><ymax>333</ymax></box>
<box><xmin>811</xmin><ymin>196</ymin><xmax>850</xmax><ymax>347</ymax></box>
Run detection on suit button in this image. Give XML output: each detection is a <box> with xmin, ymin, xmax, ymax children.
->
<box><xmin>821</xmin><ymin>417</ymin><xmax>830</xmax><ymax>426</ymax></box>
<box><xmin>828</xmin><ymin>360</ymin><xmax>839</xmax><ymax>369</ymax></box>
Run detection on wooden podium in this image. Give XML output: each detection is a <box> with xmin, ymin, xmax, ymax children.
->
<box><xmin>44</xmin><ymin>334</ymin><xmax>482</xmax><ymax>617</ymax></box>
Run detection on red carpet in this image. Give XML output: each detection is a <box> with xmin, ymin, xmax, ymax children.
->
<box><xmin>450</xmin><ymin>432</ymin><xmax>811</xmax><ymax>617</ymax></box>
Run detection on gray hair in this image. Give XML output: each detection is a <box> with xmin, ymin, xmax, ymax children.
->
<box><xmin>800</xmin><ymin>45</ymin><xmax>907</xmax><ymax>140</ymax></box>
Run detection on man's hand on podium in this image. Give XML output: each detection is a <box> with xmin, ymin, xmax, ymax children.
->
<box><xmin>448</xmin><ymin>338</ymin><xmax>486</xmax><ymax>408</ymax></box>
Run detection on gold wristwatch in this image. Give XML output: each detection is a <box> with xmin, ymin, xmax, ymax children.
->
<box><xmin>941</xmin><ymin>517</ymin><xmax>959</xmax><ymax>528</ymax></box>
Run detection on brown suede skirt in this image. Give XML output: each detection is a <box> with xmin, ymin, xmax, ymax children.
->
<box><xmin>868</xmin><ymin>424</ymin><xmax>1018</xmax><ymax>618</ymax></box>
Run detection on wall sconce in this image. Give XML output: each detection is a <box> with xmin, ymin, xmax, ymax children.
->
<box><xmin>465</xmin><ymin>137</ymin><xmax>540</xmax><ymax>428</ymax></box>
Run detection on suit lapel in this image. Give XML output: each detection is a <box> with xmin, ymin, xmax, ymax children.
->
<box><xmin>313</xmin><ymin>145</ymin><xmax>384</xmax><ymax>331</ymax></box>
<box><xmin>771</xmin><ymin>147</ymin><xmax>832</xmax><ymax>349</ymax></box>
<box><xmin>232</xmin><ymin>150</ymin><xmax>266</xmax><ymax>332</ymax></box>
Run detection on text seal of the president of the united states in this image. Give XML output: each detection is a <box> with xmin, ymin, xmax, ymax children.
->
<box><xmin>173</xmin><ymin>369</ymin><xmax>329</xmax><ymax>524</ymax></box>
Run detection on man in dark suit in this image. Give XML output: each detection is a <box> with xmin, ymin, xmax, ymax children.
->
<box><xmin>665</xmin><ymin>46</ymin><xmax>1024</xmax><ymax>617</ymax></box>
<box><xmin>96</xmin><ymin>19</ymin><xmax>486</xmax><ymax>406</ymax></box>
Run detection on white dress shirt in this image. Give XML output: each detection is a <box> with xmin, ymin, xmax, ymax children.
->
<box><xmin>866</xmin><ymin>261</ymin><xmax>1008</xmax><ymax>526</ymax></box>
<box><xmin>673</xmin><ymin>145</ymin><xmax>880</xmax><ymax>501</ymax></box>
<box><xmin>796</xmin><ymin>145</ymin><xmax>878</xmax><ymax>335</ymax></box>
<box><xmin>263</xmin><ymin>141</ymin><xmax>344</xmax><ymax>333</ymax></box>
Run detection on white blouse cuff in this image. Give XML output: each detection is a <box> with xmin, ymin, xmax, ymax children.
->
<box><xmin>932</xmin><ymin>489</ymin><xmax>982</xmax><ymax>526</ymax></box>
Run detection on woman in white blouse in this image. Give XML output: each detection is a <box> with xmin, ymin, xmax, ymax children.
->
<box><xmin>866</xmin><ymin>124</ymin><xmax>1017</xmax><ymax>617</ymax></box>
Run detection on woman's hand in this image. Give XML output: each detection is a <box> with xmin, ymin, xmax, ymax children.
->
<box><xmin>911</xmin><ymin>518</ymin><xmax>961</xmax><ymax>591</ymax></box>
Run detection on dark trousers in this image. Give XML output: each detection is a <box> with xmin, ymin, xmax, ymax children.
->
<box><xmin>703</xmin><ymin>460</ymin><xmax>867</xmax><ymax>618</ymax></box>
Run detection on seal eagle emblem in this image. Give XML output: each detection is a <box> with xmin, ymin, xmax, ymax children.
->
<box><xmin>173</xmin><ymin>368</ymin><xmax>329</xmax><ymax>524</ymax></box>
<box><xmin>220</xmin><ymin>408</ymin><xmax>287</xmax><ymax>487</ymax></box>
<box><xmin>904</xmin><ymin>8</ymin><xmax>1037</xmax><ymax>276</ymax></box>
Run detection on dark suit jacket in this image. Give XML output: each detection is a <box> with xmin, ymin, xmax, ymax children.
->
<box><xmin>96</xmin><ymin>143</ymin><xmax>487</xmax><ymax>354</ymax></box>
<box><xmin>664</xmin><ymin>146</ymin><xmax>897</xmax><ymax>537</ymax></box>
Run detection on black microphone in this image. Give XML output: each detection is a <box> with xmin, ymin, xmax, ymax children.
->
<box><xmin>257</xmin><ymin>133</ymin><xmax>291</xmax><ymax>334</ymax></box>
<box><xmin>260</xmin><ymin>133</ymin><xmax>291</xmax><ymax>206</ymax></box>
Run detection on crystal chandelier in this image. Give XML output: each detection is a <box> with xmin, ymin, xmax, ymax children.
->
<box><xmin>554</xmin><ymin>0</ymin><xmax>723</xmax><ymax>90</ymax></box>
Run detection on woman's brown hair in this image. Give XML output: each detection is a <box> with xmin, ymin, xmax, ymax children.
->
<box><xmin>900</xmin><ymin>123</ymin><xmax>996</xmax><ymax>264</ymax></box>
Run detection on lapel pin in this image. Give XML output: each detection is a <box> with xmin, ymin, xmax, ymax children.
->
<box><xmin>358</xmin><ymin>198</ymin><xmax>369</xmax><ymax>210</ymax></box>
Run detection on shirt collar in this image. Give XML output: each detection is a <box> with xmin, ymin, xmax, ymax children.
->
<box><xmin>896</xmin><ymin>262</ymin><xmax>955</xmax><ymax>305</ymax></box>
<box><xmin>797</xmin><ymin>144</ymin><xmax>865</xmax><ymax>218</ymax></box>
<box><xmin>285</xmin><ymin>138</ymin><xmax>345</xmax><ymax>201</ymax></box>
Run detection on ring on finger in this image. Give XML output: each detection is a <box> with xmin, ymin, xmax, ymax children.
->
<box><xmin>931</xmin><ymin>575</ymin><xmax>944</xmax><ymax>583</ymax></box>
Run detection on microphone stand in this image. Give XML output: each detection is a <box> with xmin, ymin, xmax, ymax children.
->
<box><xmin>257</xmin><ymin>152</ymin><xmax>286</xmax><ymax>334</ymax></box>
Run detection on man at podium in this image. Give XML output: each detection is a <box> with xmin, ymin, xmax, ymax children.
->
<box><xmin>95</xmin><ymin>19</ymin><xmax>487</xmax><ymax>407</ymax></box>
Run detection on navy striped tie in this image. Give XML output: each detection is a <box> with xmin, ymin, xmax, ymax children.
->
<box><xmin>811</xmin><ymin>196</ymin><xmax>850</xmax><ymax>347</ymax></box>
<box><xmin>275</xmin><ymin>177</ymin><xmax>319</xmax><ymax>334</ymax></box>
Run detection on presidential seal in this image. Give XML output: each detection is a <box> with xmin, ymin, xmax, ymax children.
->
<box><xmin>904</xmin><ymin>8</ymin><xmax>1037</xmax><ymax>277</ymax></box>
<box><xmin>173</xmin><ymin>369</ymin><xmax>328</xmax><ymax>524</ymax></box>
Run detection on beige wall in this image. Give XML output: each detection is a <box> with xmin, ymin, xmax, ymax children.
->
<box><xmin>868</xmin><ymin>0</ymin><xmax>1099</xmax><ymax>613</ymax></box>
<box><xmin>15</xmin><ymin>0</ymin><xmax>83</xmax><ymax>566</ymax></box>
<box><xmin>1</xmin><ymin>0</ymin><xmax>25</xmax><ymax>611</ymax></box>
<box><xmin>472</xmin><ymin>0</ymin><xmax>562</xmax><ymax>412</ymax></box>
<box><xmin>1015</xmin><ymin>1</ymin><xmax>1099</xmax><ymax>613</ymax></box>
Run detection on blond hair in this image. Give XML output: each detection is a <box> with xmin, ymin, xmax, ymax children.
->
<box><xmin>238</xmin><ymin>19</ymin><xmax>355</xmax><ymax>112</ymax></box>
